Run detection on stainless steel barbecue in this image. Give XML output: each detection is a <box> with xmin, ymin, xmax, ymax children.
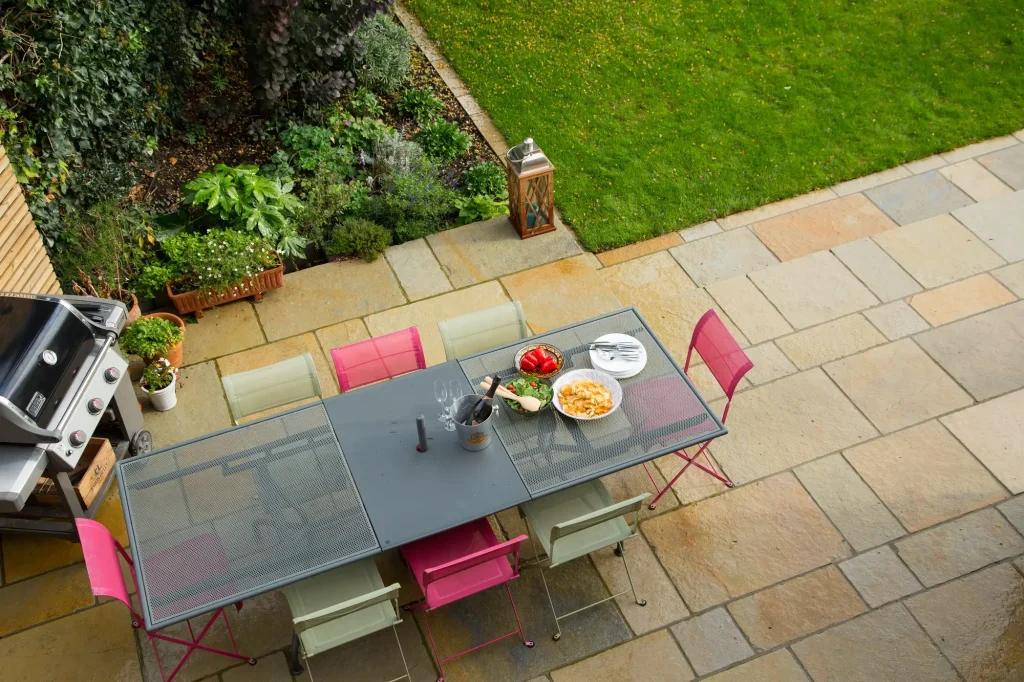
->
<box><xmin>0</xmin><ymin>292</ymin><xmax>150</xmax><ymax>539</ymax></box>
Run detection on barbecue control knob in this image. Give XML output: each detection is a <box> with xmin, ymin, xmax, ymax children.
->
<box><xmin>69</xmin><ymin>430</ymin><xmax>87</xmax><ymax>448</ymax></box>
<box><xmin>87</xmin><ymin>398</ymin><xmax>104</xmax><ymax>415</ymax></box>
<box><xmin>41</xmin><ymin>350</ymin><xmax>57</xmax><ymax>366</ymax></box>
<box><xmin>103</xmin><ymin>367</ymin><xmax>120</xmax><ymax>383</ymax></box>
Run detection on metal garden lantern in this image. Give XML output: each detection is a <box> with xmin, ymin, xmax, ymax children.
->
<box><xmin>506</xmin><ymin>138</ymin><xmax>555</xmax><ymax>239</ymax></box>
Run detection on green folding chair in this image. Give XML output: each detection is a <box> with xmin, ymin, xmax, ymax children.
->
<box><xmin>283</xmin><ymin>558</ymin><xmax>410</xmax><ymax>681</ymax></box>
<box><xmin>221</xmin><ymin>353</ymin><xmax>323</xmax><ymax>424</ymax></box>
<box><xmin>519</xmin><ymin>480</ymin><xmax>649</xmax><ymax>641</ymax></box>
<box><xmin>437</xmin><ymin>301</ymin><xmax>530</xmax><ymax>361</ymax></box>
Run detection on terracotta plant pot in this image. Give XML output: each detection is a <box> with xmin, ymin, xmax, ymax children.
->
<box><xmin>166</xmin><ymin>257</ymin><xmax>285</xmax><ymax>319</ymax></box>
<box><xmin>113</xmin><ymin>289</ymin><xmax>141</xmax><ymax>323</ymax></box>
<box><xmin>143</xmin><ymin>312</ymin><xmax>185</xmax><ymax>368</ymax></box>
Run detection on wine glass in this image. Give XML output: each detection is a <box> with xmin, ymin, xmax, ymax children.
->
<box><xmin>434</xmin><ymin>380</ymin><xmax>448</xmax><ymax>422</ymax></box>
<box><xmin>446</xmin><ymin>381</ymin><xmax>464</xmax><ymax>431</ymax></box>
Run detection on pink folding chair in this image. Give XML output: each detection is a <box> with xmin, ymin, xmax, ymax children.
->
<box><xmin>76</xmin><ymin>519</ymin><xmax>256</xmax><ymax>682</ymax></box>
<box><xmin>331</xmin><ymin>326</ymin><xmax>427</xmax><ymax>392</ymax></box>
<box><xmin>401</xmin><ymin>519</ymin><xmax>533</xmax><ymax>682</ymax></box>
<box><xmin>643</xmin><ymin>309</ymin><xmax>753</xmax><ymax>509</ymax></box>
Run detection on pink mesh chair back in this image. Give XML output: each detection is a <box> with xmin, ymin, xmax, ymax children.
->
<box><xmin>331</xmin><ymin>327</ymin><xmax>426</xmax><ymax>393</ymax></box>
<box><xmin>77</xmin><ymin>518</ymin><xmax>134</xmax><ymax>610</ymax></box>
<box><xmin>686</xmin><ymin>310</ymin><xmax>752</xmax><ymax>419</ymax></box>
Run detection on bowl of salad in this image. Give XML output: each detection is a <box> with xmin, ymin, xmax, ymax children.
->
<box><xmin>503</xmin><ymin>376</ymin><xmax>554</xmax><ymax>414</ymax></box>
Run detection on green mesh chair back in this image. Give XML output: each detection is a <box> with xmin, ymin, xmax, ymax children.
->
<box><xmin>438</xmin><ymin>301</ymin><xmax>530</xmax><ymax>361</ymax></box>
<box><xmin>221</xmin><ymin>353</ymin><xmax>323</xmax><ymax>424</ymax></box>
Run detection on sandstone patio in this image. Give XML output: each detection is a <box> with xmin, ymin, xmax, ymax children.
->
<box><xmin>3</xmin><ymin>131</ymin><xmax>1024</xmax><ymax>682</ymax></box>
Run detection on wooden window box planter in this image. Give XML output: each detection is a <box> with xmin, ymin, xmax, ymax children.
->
<box><xmin>165</xmin><ymin>257</ymin><xmax>285</xmax><ymax>319</ymax></box>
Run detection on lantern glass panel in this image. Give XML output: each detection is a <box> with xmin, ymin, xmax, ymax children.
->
<box><xmin>524</xmin><ymin>175</ymin><xmax>551</xmax><ymax>229</ymax></box>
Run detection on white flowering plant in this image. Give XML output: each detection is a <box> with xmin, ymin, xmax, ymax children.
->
<box><xmin>141</xmin><ymin>358</ymin><xmax>177</xmax><ymax>392</ymax></box>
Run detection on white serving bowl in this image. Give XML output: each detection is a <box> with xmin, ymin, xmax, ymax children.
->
<box><xmin>551</xmin><ymin>369</ymin><xmax>623</xmax><ymax>421</ymax></box>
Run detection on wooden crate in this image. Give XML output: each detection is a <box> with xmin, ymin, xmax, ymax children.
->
<box><xmin>31</xmin><ymin>438</ymin><xmax>116</xmax><ymax>508</ymax></box>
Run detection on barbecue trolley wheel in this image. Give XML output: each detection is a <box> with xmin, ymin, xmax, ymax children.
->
<box><xmin>129</xmin><ymin>430</ymin><xmax>153</xmax><ymax>457</ymax></box>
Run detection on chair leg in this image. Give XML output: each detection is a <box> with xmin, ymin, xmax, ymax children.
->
<box><xmin>537</xmin><ymin>565</ymin><xmax>563</xmax><ymax>642</ymax></box>
<box><xmin>289</xmin><ymin>632</ymin><xmax>304</xmax><ymax>676</ymax></box>
<box><xmin>504</xmin><ymin>583</ymin><xmax>535</xmax><ymax>648</ymax></box>
<box><xmin>419</xmin><ymin>608</ymin><xmax>447</xmax><ymax>682</ymax></box>
<box><xmin>642</xmin><ymin>462</ymin><xmax>667</xmax><ymax>510</ymax></box>
<box><xmin>618</xmin><ymin>541</ymin><xmax>646</xmax><ymax>606</ymax></box>
<box><xmin>390</xmin><ymin>623</ymin><xmax>412</xmax><ymax>682</ymax></box>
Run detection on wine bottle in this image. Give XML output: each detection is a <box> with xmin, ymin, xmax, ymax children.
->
<box><xmin>470</xmin><ymin>377</ymin><xmax>500</xmax><ymax>425</ymax></box>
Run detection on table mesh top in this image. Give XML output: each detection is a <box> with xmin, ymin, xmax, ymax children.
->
<box><xmin>118</xmin><ymin>404</ymin><xmax>378</xmax><ymax>628</ymax></box>
<box><xmin>458</xmin><ymin>310</ymin><xmax>722</xmax><ymax>495</ymax></box>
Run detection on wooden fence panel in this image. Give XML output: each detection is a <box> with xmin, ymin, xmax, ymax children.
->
<box><xmin>0</xmin><ymin>145</ymin><xmax>62</xmax><ymax>295</ymax></box>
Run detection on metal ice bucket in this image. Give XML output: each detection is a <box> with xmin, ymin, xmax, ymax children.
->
<box><xmin>451</xmin><ymin>394</ymin><xmax>498</xmax><ymax>451</ymax></box>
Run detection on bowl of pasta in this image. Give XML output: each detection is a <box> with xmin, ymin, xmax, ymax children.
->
<box><xmin>551</xmin><ymin>369</ymin><xmax>623</xmax><ymax>421</ymax></box>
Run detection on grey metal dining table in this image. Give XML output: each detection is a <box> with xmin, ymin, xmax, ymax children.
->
<box><xmin>117</xmin><ymin>307</ymin><xmax>726</xmax><ymax>631</ymax></box>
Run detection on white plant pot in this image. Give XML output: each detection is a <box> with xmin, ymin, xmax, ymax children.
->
<box><xmin>144</xmin><ymin>377</ymin><xmax>177</xmax><ymax>411</ymax></box>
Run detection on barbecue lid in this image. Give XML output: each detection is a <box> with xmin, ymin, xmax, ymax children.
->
<box><xmin>0</xmin><ymin>294</ymin><xmax>96</xmax><ymax>429</ymax></box>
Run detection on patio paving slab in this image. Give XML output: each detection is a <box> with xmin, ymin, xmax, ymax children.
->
<box><xmin>0</xmin><ymin>601</ymin><xmax>143</xmax><ymax>682</ymax></box>
<box><xmin>775</xmin><ymin>314</ymin><xmax>885</xmax><ymax>370</ymax></box>
<box><xmin>0</xmin><ymin>563</ymin><xmax>93</xmax><ymax>637</ymax></box>
<box><xmin>643</xmin><ymin>473</ymin><xmax>849</xmax><ymax>611</ymax></box>
<box><xmin>844</xmin><ymin>421</ymin><xmax>1007</xmax><ymax>532</ymax></box>
<box><xmin>998</xmin><ymin>495</ymin><xmax>1024</xmax><ymax>534</ymax></box>
<box><xmin>908</xmin><ymin>273</ymin><xmax>1015</xmax><ymax>326</ymax></box>
<box><xmin>313</xmin><ymin>317</ymin><xmax>371</xmax><ymax>354</ymax></box>
<box><xmin>993</xmin><ymin>261</ymin><xmax>1024</xmax><ymax>296</ymax></box>
<box><xmin>978</xmin><ymin>143</ymin><xmax>1024</xmax><ymax>190</ymax></box>
<box><xmin>952</xmin><ymin>190</ymin><xmax>1024</xmax><ymax>262</ymax></box>
<box><xmin>791</xmin><ymin>604</ymin><xmax>958</xmax><ymax>682</ymax></box>
<box><xmin>221</xmin><ymin>653</ymin><xmax>292</xmax><ymax>682</ymax></box>
<box><xmin>833</xmin><ymin>166</ymin><xmax>911</xmax><ymax>197</ymax></box>
<box><xmin>679</xmin><ymin>220</ymin><xmax>722</xmax><ymax>242</ymax></box>
<box><xmin>742</xmin><ymin>342</ymin><xmax>797</xmax><ymax>385</ymax></box>
<box><xmin>364</xmin><ymin>281</ymin><xmax>509</xmax><ymax>366</ymax></box>
<box><xmin>702</xmin><ymin>649</ymin><xmax>810</xmax><ymax>682</ymax></box>
<box><xmin>717</xmin><ymin>188</ymin><xmax>837</xmax><ymax>230</ymax></box>
<box><xmin>706</xmin><ymin>275</ymin><xmax>793</xmax><ymax>344</ymax></box>
<box><xmin>255</xmin><ymin>259</ymin><xmax>406</xmax><ymax>341</ymax></box>
<box><xmin>602</xmin><ymin>460</ymin><xmax>681</xmax><ymax>520</ymax></box>
<box><xmin>939</xmin><ymin>159</ymin><xmax>1014</xmax><ymax>202</ymax></box>
<box><xmin>941</xmin><ymin>135</ymin><xmax>1020</xmax><ymax>164</ymax></box>
<box><xmin>549</xmin><ymin>630</ymin><xmax>694</xmax><ymax>682</ymax></box>
<box><xmin>895</xmin><ymin>508</ymin><xmax>1024</xmax><ymax>587</ymax></box>
<box><xmin>302</xmin><ymin>616</ymin><xmax>437</xmax><ymax>682</ymax></box>
<box><xmin>839</xmin><ymin>546</ymin><xmax>922</xmax><ymax>608</ymax></box>
<box><xmin>727</xmin><ymin>565</ymin><xmax>866</xmax><ymax>650</ymax></box>
<box><xmin>748</xmin><ymin>251</ymin><xmax>879</xmax><ymax>330</ymax></box>
<box><xmin>503</xmin><ymin>255</ymin><xmax>621</xmax><ymax>333</ymax></box>
<box><xmin>903</xmin><ymin>154</ymin><xmax>947</xmax><ymax>174</ymax></box>
<box><xmin>830</xmin><ymin>237</ymin><xmax>922</xmax><ymax>302</ymax></box>
<box><xmin>905</xmin><ymin>563</ymin><xmax>1024</xmax><ymax>682</ymax></box>
<box><xmin>862</xmin><ymin>300</ymin><xmax>930</xmax><ymax>340</ymax></box>
<box><xmin>596</xmin><ymin>232</ymin><xmax>682</xmax><ymax>267</ymax></box>
<box><xmin>916</xmin><ymin>300</ymin><xmax>1024</xmax><ymax>401</ymax></box>
<box><xmin>873</xmin><ymin>214</ymin><xmax>1004</xmax><ymax>288</ymax></box>
<box><xmin>136</xmin><ymin>360</ymin><xmax>232</xmax><ymax>449</ymax></box>
<box><xmin>794</xmin><ymin>454</ymin><xmax>905</xmax><ymax>552</ymax></box>
<box><xmin>669</xmin><ymin>607</ymin><xmax>753</xmax><ymax>676</ymax></box>
<box><xmin>824</xmin><ymin>339</ymin><xmax>972</xmax><ymax>434</ymax></box>
<box><xmin>410</xmin><ymin>557</ymin><xmax>631</xmax><ymax>682</ymax></box>
<box><xmin>943</xmin><ymin>389</ymin><xmax>1024</xmax><ymax>494</ymax></box>
<box><xmin>864</xmin><ymin>170</ymin><xmax>974</xmax><ymax>225</ymax></box>
<box><xmin>601</xmin><ymin>251</ymin><xmax>748</xmax><ymax>363</ymax></box>
<box><xmin>385</xmin><ymin>238</ymin><xmax>453</xmax><ymax>301</ymax></box>
<box><xmin>751</xmin><ymin>194</ymin><xmax>897</xmax><ymax>262</ymax></box>
<box><xmin>667</xmin><ymin>228</ymin><xmax>778</xmax><ymax>286</ymax></box>
<box><xmin>652</xmin><ymin>448</ymin><xmax>731</xmax><ymax>506</ymax></box>
<box><xmin>217</xmin><ymin>331</ymin><xmax>337</xmax><ymax>399</ymax></box>
<box><xmin>705</xmin><ymin>369</ymin><xmax>877</xmax><ymax>484</ymax></box>
<box><xmin>591</xmin><ymin>534</ymin><xmax>689</xmax><ymax>636</ymax></box>
<box><xmin>180</xmin><ymin>302</ymin><xmax>265</xmax><ymax>366</ymax></box>
<box><xmin>426</xmin><ymin>216</ymin><xmax>581</xmax><ymax>288</ymax></box>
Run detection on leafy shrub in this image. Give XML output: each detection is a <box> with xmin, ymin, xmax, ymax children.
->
<box><xmin>396</xmin><ymin>88</ymin><xmax>444</xmax><ymax>125</ymax></box>
<box><xmin>327</xmin><ymin>110</ymin><xmax>395</xmax><ymax>154</ymax></box>
<box><xmin>50</xmin><ymin>201</ymin><xmax>156</xmax><ymax>297</ymax></box>
<box><xmin>280</xmin><ymin>125</ymin><xmax>353</xmax><ymax>176</ymax></box>
<box><xmin>364</xmin><ymin>158</ymin><xmax>457</xmax><ymax>242</ymax></box>
<box><xmin>325</xmin><ymin>218</ymin><xmax>392</xmax><ymax>262</ymax></box>
<box><xmin>183</xmin><ymin>165</ymin><xmax>307</xmax><ymax>257</ymax></box>
<box><xmin>120</xmin><ymin>317</ymin><xmax>184</xmax><ymax>359</ymax></box>
<box><xmin>370</xmin><ymin>131</ymin><xmax>424</xmax><ymax>179</ymax></box>
<box><xmin>461</xmin><ymin>162</ymin><xmax>507</xmax><ymax>197</ymax></box>
<box><xmin>243</xmin><ymin>0</ymin><xmax>388</xmax><ymax>109</ymax></box>
<box><xmin>260</xmin><ymin>150</ymin><xmax>295</xmax><ymax>182</ymax></box>
<box><xmin>355</xmin><ymin>12</ymin><xmax>410</xmax><ymax>94</ymax></box>
<box><xmin>415</xmin><ymin>121</ymin><xmax>472</xmax><ymax>161</ymax></box>
<box><xmin>454</xmin><ymin>194</ymin><xmax>510</xmax><ymax>225</ymax></box>
<box><xmin>294</xmin><ymin>168</ymin><xmax>363</xmax><ymax>246</ymax></box>
<box><xmin>140</xmin><ymin>229</ymin><xmax>280</xmax><ymax>297</ymax></box>
<box><xmin>347</xmin><ymin>87</ymin><xmax>384</xmax><ymax>118</ymax></box>
<box><xmin>142</xmin><ymin>359</ymin><xmax>177</xmax><ymax>391</ymax></box>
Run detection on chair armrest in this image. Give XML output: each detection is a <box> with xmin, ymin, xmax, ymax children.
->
<box><xmin>292</xmin><ymin>583</ymin><xmax>401</xmax><ymax>632</ymax></box>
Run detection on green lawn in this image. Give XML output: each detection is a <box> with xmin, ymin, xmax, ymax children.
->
<box><xmin>405</xmin><ymin>0</ymin><xmax>1024</xmax><ymax>251</ymax></box>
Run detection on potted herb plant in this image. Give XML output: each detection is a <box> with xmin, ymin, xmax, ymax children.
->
<box><xmin>140</xmin><ymin>359</ymin><xmax>178</xmax><ymax>411</ymax></box>
<box><xmin>120</xmin><ymin>315</ymin><xmax>186</xmax><ymax>367</ymax></box>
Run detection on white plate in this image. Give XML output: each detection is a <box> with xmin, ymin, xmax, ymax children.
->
<box><xmin>589</xmin><ymin>333</ymin><xmax>647</xmax><ymax>377</ymax></box>
<box><xmin>551</xmin><ymin>369</ymin><xmax>623</xmax><ymax>421</ymax></box>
